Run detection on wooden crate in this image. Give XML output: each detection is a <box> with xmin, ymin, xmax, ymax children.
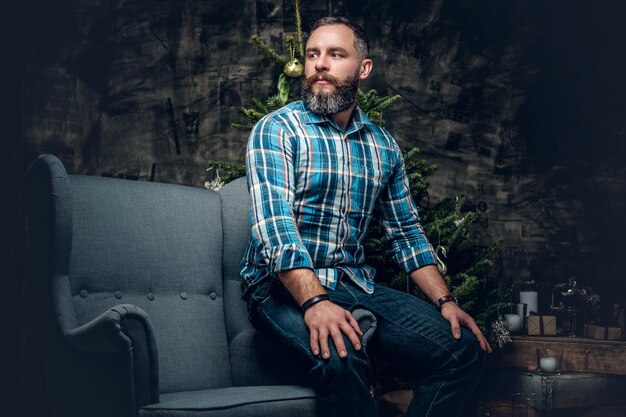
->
<box><xmin>480</xmin><ymin>368</ymin><xmax>626</xmax><ymax>411</ymax></box>
<box><xmin>478</xmin><ymin>399</ymin><xmax>539</xmax><ymax>417</ymax></box>
<box><xmin>491</xmin><ymin>336</ymin><xmax>626</xmax><ymax>374</ymax></box>
<box><xmin>477</xmin><ymin>401</ymin><xmax>626</xmax><ymax>417</ymax></box>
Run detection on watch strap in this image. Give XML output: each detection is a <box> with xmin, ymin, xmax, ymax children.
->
<box><xmin>434</xmin><ymin>294</ymin><xmax>458</xmax><ymax>310</ymax></box>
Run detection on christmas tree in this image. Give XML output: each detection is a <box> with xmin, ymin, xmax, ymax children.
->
<box><xmin>207</xmin><ymin>0</ymin><xmax>509</xmax><ymax>344</ymax></box>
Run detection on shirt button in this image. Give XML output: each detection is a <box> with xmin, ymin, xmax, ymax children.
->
<box><xmin>180</xmin><ymin>292</ymin><xmax>188</xmax><ymax>300</ymax></box>
<box><xmin>79</xmin><ymin>290</ymin><xmax>88</xmax><ymax>298</ymax></box>
<box><xmin>114</xmin><ymin>291</ymin><xmax>122</xmax><ymax>299</ymax></box>
<box><xmin>209</xmin><ymin>292</ymin><xmax>217</xmax><ymax>300</ymax></box>
<box><xmin>147</xmin><ymin>292</ymin><xmax>155</xmax><ymax>301</ymax></box>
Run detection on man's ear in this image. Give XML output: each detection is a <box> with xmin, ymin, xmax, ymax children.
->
<box><xmin>359</xmin><ymin>59</ymin><xmax>373</xmax><ymax>80</ymax></box>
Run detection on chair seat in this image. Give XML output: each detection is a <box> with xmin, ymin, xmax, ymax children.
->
<box><xmin>139</xmin><ymin>385</ymin><xmax>318</xmax><ymax>417</ymax></box>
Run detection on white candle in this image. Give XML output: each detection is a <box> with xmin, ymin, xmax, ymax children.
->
<box><xmin>520</xmin><ymin>291</ymin><xmax>538</xmax><ymax>315</ymax></box>
<box><xmin>504</xmin><ymin>313</ymin><xmax>522</xmax><ymax>331</ymax></box>
<box><xmin>540</xmin><ymin>357</ymin><xmax>557</xmax><ymax>373</ymax></box>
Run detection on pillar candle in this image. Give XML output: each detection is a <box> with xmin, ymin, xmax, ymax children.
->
<box><xmin>520</xmin><ymin>291</ymin><xmax>538</xmax><ymax>315</ymax></box>
<box><xmin>539</xmin><ymin>357</ymin><xmax>557</xmax><ymax>373</ymax></box>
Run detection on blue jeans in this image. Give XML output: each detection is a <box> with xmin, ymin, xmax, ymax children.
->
<box><xmin>246</xmin><ymin>276</ymin><xmax>486</xmax><ymax>417</ymax></box>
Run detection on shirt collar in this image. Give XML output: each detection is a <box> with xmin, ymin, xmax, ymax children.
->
<box><xmin>298</xmin><ymin>101</ymin><xmax>375</xmax><ymax>133</ymax></box>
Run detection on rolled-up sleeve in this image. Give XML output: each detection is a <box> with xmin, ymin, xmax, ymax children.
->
<box><xmin>246</xmin><ymin>117</ymin><xmax>314</xmax><ymax>275</ymax></box>
<box><xmin>376</xmin><ymin>151</ymin><xmax>437</xmax><ymax>273</ymax></box>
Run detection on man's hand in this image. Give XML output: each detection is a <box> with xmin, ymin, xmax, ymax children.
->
<box><xmin>410</xmin><ymin>265</ymin><xmax>492</xmax><ymax>353</ymax></box>
<box><xmin>440</xmin><ymin>302</ymin><xmax>492</xmax><ymax>353</ymax></box>
<box><xmin>278</xmin><ymin>268</ymin><xmax>363</xmax><ymax>359</ymax></box>
<box><xmin>304</xmin><ymin>300</ymin><xmax>363</xmax><ymax>359</ymax></box>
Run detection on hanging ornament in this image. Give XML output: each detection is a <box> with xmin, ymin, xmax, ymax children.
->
<box><xmin>283</xmin><ymin>41</ymin><xmax>303</xmax><ymax>78</ymax></box>
<box><xmin>283</xmin><ymin>58</ymin><xmax>304</xmax><ymax>78</ymax></box>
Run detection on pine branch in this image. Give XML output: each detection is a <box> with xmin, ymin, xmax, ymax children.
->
<box><xmin>372</xmin><ymin>94</ymin><xmax>403</xmax><ymax>113</ymax></box>
<box><xmin>251</xmin><ymin>35</ymin><xmax>288</xmax><ymax>65</ymax></box>
<box><xmin>230</xmin><ymin>122</ymin><xmax>253</xmax><ymax>132</ymax></box>
<box><xmin>206</xmin><ymin>161</ymin><xmax>247</xmax><ymax>183</ymax></box>
<box><xmin>357</xmin><ymin>89</ymin><xmax>376</xmax><ymax>110</ymax></box>
<box><xmin>239</xmin><ymin>107</ymin><xmax>267</xmax><ymax>123</ymax></box>
<box><xmin>267</xmin><ymin>95</ymin><xmax>284</xmax><ymax>110</ymax></box>
<box><xmin>250</xmin><ymin>98</ymin><xmax>269</xmax><ymax>115</ymax></box>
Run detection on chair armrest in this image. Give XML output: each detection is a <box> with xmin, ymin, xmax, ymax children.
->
<box><xmin>65</xmin><ymin>304</ymin><xmax>152</xmax><ymax>353</ymax></box>
<box><xmin>64</xmin><ymin>304</ymin><xmax>160</xmax><ymax>409</ymax></box>
<box><xmin>351</xmin><ymin>308</ymin><xmax>377</xmax><ymax>348</ymax></box>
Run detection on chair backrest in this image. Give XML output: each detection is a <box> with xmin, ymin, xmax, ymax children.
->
<box><xmin>218</xmin><ymin>176</ymin><xmax>254</xmax><ymax>345</ymax></box>
<box><xmin>26</xmin><ymin>155</ymin><xmax>236</xmax><ymax>395</ymax></box>
<box><xmin>69</xmin><ymin>176</ymin><xmax>234</xmax><ymax>393</ymax></box>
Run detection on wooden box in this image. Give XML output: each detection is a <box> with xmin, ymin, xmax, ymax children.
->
<box><xmin>483</xmin><ymin>368</ymin><xmax>626</xmax><ymax>411</ymax></box>
<box><xmin>527</xmin><ymin>315</ymin><xmax>556</xmax><ymax>336</ymax></box>
<box><xmin>584</xmin><ymin>324</ymin><xmax>622</xmax><ymax>340</ymax></box>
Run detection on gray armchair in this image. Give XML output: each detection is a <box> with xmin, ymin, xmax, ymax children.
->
<box><xmin>24</xmin><ymin>154</ymin><xmax>376</xmax><ymax>417</ymax></box>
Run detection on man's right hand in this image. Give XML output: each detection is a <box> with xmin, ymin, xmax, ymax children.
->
<box><xmin>304</xmin><ymin>300</ymin><xmax>363</xmax><ymax>359</ymax></box>
<box><xmin>278</xmin><ymin>268</ymin><xmax>362</xmax><ymax>359</ymax></box>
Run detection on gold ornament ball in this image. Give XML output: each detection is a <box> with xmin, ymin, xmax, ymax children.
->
<box><xmin>283</xmin><ymin>58</ymin><xmax>304</xmax><ymax>78</ymax></box>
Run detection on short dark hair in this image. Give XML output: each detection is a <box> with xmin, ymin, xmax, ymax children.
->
<box><xmin>310</xmin><ymin>16</ymin><xmax>369</xmax><ymax>59</ymax></box>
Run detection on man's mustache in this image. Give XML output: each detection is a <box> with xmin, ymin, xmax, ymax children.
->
<box><xmin>304</xmin><ymin>72</ymin><xmax>340</xmax><ymax>87</ymax></box>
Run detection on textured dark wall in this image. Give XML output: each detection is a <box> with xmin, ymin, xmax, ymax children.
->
<box><xmin>21</xmin><ymin>0</ymin><xmax>626</xmax><ymax>295</ymax></box>
<box><xmin>6</xmin><ymin>0</ymin><xmax>626</xmax><ymax>415</ymax></box>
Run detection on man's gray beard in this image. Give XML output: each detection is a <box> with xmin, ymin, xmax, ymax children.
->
<box><xmin>301</xmin><ymin>74</ymin><xmax>360</xmax><ymax>116</ymax></box>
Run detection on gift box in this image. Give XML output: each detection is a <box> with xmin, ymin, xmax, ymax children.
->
<box><xmin>584</xmin><ymin>323</ymin><xmax>622</xmax><ymax>340</ymax></box>
<box><xmin>527</xmin><ymin>315</ymin><xmax>557</xmax><ymax>336</ymax></box>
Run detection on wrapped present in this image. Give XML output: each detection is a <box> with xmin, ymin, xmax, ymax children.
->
<box><xmin>527</xmin><ymin>315</ymin><xmax>557</xmax><ymax>336</ymax></box>
<box><xmin>584</xmin><ymin>323</ymin><xmax>622</xmax><ymax>340</ymax></box>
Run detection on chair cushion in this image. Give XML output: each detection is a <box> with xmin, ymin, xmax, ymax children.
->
<box><xmin>139</xmin><ymin>385</ymin><xmax>318</xmax><ymax>417</ymax></box>
<box><xmin>229</xmin><ymin>329</ymin><xmax>308</xmax><ymax>387</ymax></box>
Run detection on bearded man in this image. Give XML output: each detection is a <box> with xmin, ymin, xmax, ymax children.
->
<box><xmin>241</xmin><ymin>16</ymin><xmax>490</xmax><ymax>417</ymax></box>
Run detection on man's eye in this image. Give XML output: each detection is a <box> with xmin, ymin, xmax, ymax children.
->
<box><xmin>307</xmin><ymin>53</ymin><xmax>318</xmax><ymax>59</ymax></box>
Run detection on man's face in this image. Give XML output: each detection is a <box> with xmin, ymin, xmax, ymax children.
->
<box><xmin>301</xmin><ymin>24</ymin><xmax>371</xmax><ymax>116</ymax></box>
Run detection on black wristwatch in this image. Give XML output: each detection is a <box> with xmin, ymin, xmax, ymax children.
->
<box><xmin>433</xmin><ymin>294</ymin><xmax>458</xmax><ymax>310</ymax></box>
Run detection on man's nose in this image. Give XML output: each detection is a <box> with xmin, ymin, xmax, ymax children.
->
<box><xmin>314</xmin><ymin>55</ymin><xmax>329</xmax><ymax>72</ymax></box>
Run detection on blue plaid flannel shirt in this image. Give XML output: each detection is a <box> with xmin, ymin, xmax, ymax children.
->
<box><xmin>240</xmin><ymin>101</ymin><xmax>436</xmax><ymax>294</ymax></box>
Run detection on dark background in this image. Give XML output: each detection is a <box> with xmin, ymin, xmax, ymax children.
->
<box><xmin>3</xmin><ymin>0</ymin><xmax>626</xmax><ymax>415</ymax></box>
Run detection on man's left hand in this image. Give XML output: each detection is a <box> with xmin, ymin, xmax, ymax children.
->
<box><xmin>440</xmin><ymin>302</ymin><xmax>492</xmax><ymax>353</ymax></box>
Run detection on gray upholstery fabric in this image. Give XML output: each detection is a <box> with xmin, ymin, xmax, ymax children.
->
<box><xmin>24</xmin><ymin>155</ymin><xmax>379</xmax><ymax>417</ymax></box>
<box><xmin>229</xmin><ymin>329</ymin><xmax>308</xmax><ymax>387</ymax></box>
<box><xmin>68</xmin><ymin>175</ymin><xmax>232</xmax><ymax>393</ymax></box>
<box><xmin>140</xmin><ymin>386</ymin><xmax>317</xmax><ymax>417</ymax></box>
<box><xmin>351</xmin><ymin>308</ymin><xmax>378</xmax><ymax>350</ymax></box>
<box><xmin>25</xmin><ymin>156</ymin><xmax>141</xmax><ymax>417</ymax></box>
<box><xmin>219</xmin><ymin>177</ymin><xmax>308</xmax><ymax>387</ymax></box>
<box><xmin>24</xmin><ymin>156</ymin><xmax>325</xmax><ymax>417</ymax></box>
<box><xmin>218</xmin><ymin>177</ymin><xmax>254</xmax><ymax>345</ymax></box>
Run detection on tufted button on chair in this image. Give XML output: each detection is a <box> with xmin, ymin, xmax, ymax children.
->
<box><xmin>24</xmin><ymin>154</ymin><xmax>377</xmax><ymax>417</ymax></box>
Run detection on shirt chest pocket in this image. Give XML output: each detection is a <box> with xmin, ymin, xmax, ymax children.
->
<box><xmin>348</xmin><ymin>166</ymin><xmax>385</xmax><ymax>213</ymax></box>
